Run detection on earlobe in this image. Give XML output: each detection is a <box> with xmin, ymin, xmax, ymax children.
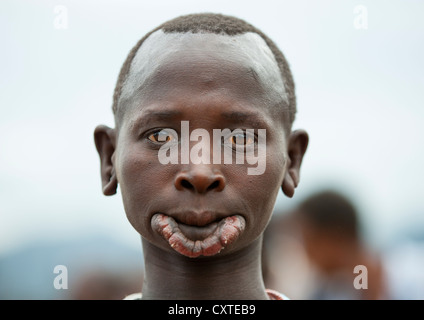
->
<box><xmin>281</xmin><ymin>130</ymin><xmax>309</xmax><ymax>198</ymax></box>
<box><xmin>94</xmin><ymin>125</ymin><xmax>118</xmax><ymax>196</ymax></box>
<box><xmin>103</xmin><ymin>169</ymin><xmax>118</xmax><ymax>196</ymax></box>
<box><xmin>282</xmin><ymin>165</ymin><xmax>295</xmax><ymax>198</ymax></box>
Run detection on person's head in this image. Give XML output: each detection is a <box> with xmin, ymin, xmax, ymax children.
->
<box><xmin>293</xmin><ymin>190</ymin><xmax>361</xmax><ymax>273</ymax></box>
<box><xmin>94</xmin><ymin>13</ymin><xmax>308</xmax><ymax>261</ymax></box>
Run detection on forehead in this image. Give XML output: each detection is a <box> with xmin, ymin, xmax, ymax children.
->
<box><xmin>117</xmin><ymin>30</ymin><xmax>288</xmax><ymax>123</ymax></box>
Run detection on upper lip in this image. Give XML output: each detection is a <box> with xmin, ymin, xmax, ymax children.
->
<box><xmin>162</xmin><ymin>211</ymin><xmax>230</xmax><ymax>227</ymax></box>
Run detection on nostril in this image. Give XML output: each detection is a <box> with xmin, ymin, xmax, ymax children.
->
<box><xmin>181</xmin><ymin>179</ymin><xmax>194</xmax><ymax>190</ymax></box>
<box><xmin>175</xmin><ymin>172</ymin><xmax>226</xmax><ymax>193</ymax></box>
<box><xmin>207</xmin><ymin>180</ymin><xmax>220</xmax><ymax>191</ymax></box>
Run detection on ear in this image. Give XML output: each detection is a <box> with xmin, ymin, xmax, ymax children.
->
<box><xmin>282</xmin><ymin>130</ymin><xmax>309</xmax><ymax>198</ymax></box>
<box><xmin>94</xmin><ymin>125</ymin><xmax>118</xmax><ymax>196</ymax></box>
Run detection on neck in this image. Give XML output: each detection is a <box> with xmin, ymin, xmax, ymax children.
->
<box><xmin>140</xmin><ymin>237</ymin><xmax>269</xmax><ymax>300</ymax></box>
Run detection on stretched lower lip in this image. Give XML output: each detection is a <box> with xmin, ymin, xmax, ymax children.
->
<box><xmin>178</xmin><ymin>221</ymin><xmax>219</xmax><ymax>241</ymax></box>
<box><xmin>151</xmin><ymin>213</ymin><xmax>246</xmax><ymax>258</ymax></box>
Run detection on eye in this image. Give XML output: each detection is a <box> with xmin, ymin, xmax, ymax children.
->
<box><xmin>226</xmin><ymin>131</ymin><xmax>256</xmax><ymax>149</ymax></box>
<box><xmin>147</xmin><ymin>129</ymin><xmax>176</xmax><ymax>144</ymax></box>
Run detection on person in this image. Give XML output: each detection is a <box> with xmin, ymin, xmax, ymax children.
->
<box><xmin>290</xmin><ymin>190</ymin><xmax>387</xmax><ymax>299</ymax></box>
<box><xmin>94</xmin><ymin>13</ymin><xmax>308</xmax><ymax>300</ymax></box>
<box><xmin>70</xmin><ymin>269</ymin><xmax>143</xmax><ymax>300</ymax></box>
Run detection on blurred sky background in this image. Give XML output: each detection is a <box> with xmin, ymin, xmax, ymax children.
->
<box><xmin>1</xmin><ymin>0</ymin><xmax>423</xmax><ymax>299</ymax></box>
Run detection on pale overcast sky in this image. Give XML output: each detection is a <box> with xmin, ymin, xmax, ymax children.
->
<box><xmin>1</xmin><ymin>0</ymin><xmax>423</xmax><ymax>254</ymax></box>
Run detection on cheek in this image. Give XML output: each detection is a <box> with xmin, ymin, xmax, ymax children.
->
<box><xmin>237</xmin><ymin>147</ymin><xmax>287</xmax><ymax>239</ymax></box>
<box><xmin>115</xmin><ymin>142</ymin><xmax>172</xmax><ymax>235</ymax></box>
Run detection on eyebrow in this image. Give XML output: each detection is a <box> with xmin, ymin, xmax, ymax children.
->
<box><xmin>220</xmin><ymin>111</ymin><xmax>268</xmax><ymax>128</ymax></box>
<box><xmin>129</xmin><ymin>110</ymin><xmax>183</xmax><ymax>130</ymax></box>
<box><xmin>129</xmin><ymin>109</ymin><xmax>269</xmax><ymax>131</ymax></box>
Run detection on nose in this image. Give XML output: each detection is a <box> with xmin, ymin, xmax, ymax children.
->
<box><xmin>174</xmin><ymin>166</ymin><xmax>226</xmax><ymax>193</ymax></box>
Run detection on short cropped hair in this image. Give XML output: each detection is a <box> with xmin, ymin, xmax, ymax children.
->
<box><xmin>112</xmin><ymin>13</ymin><xmax>297</xmax><ymax>124</ymax></box>
<box><xmin>297</xmin><ymin>191</ymin><xmax>360</xmax><ymax>239</ymax></box>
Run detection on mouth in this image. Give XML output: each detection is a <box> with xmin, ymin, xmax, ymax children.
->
<box><xmin>151</xmin><ymin>213</ymin><xmax>246</xmax><ymax>258</ymax></box>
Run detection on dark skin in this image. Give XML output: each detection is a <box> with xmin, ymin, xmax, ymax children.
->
<box><xmin>94</xmin><ymin>31</ymin><xmax>308</xmax><ymax>299</ymax></box>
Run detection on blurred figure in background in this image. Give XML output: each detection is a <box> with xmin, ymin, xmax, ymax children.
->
<box><xmin>70</xmin><ymin>268</ymin><xmax>143</xmax><ymax>300</ymax></box>
<box><xmin>293</xmin><ymin>190</ymin><xmax>387</xmax><ymax>299</ymax></box>
<box><xmin>263</xmin><ymin>190</ymin><xmax>388</xmax><ymax>299</ymax></box>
